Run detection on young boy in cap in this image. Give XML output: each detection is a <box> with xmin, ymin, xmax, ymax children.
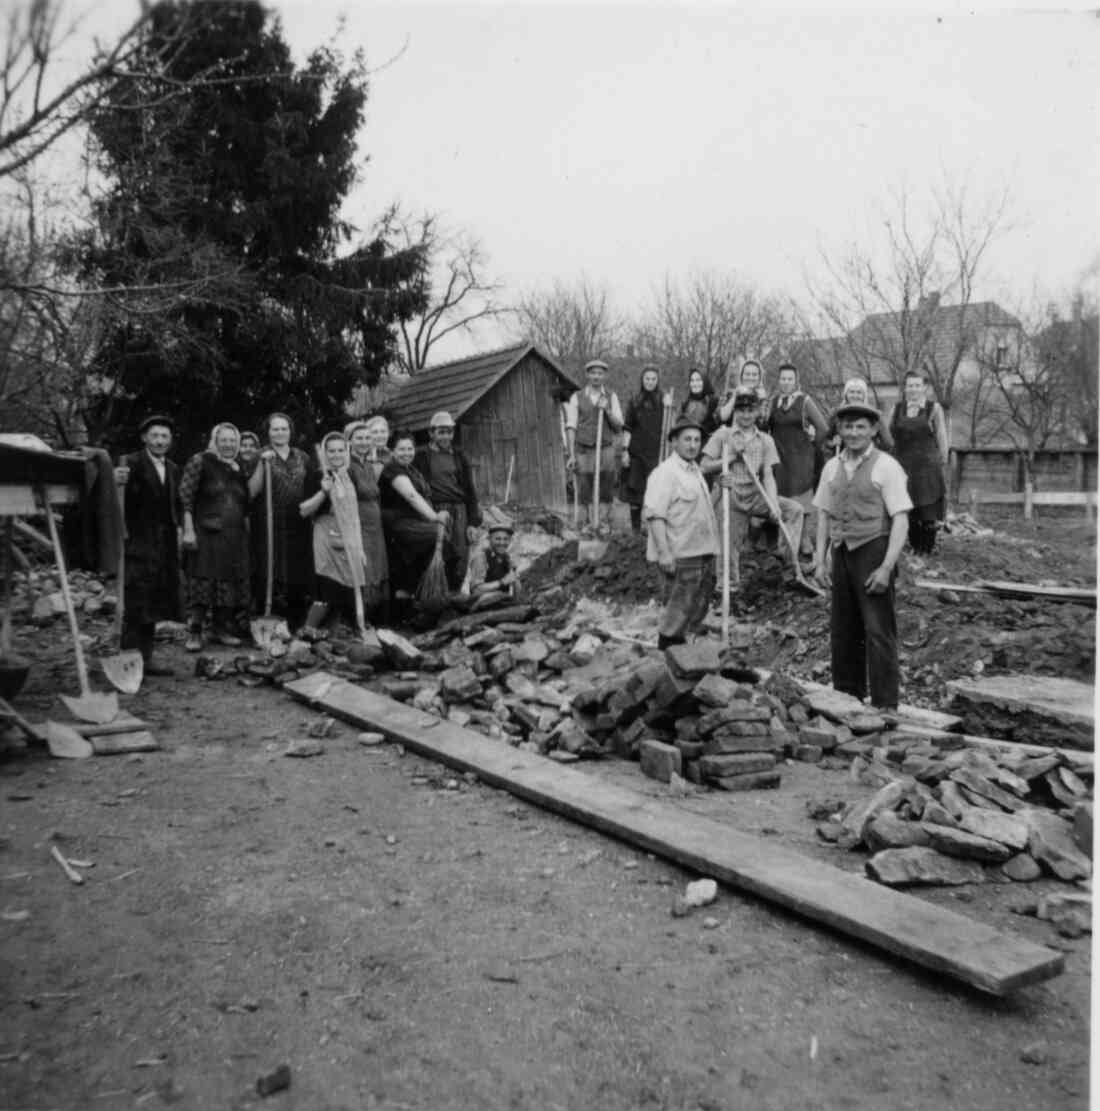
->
<box><xmin>565</xmin><ymin>359</ymin><xmax>624</xmax><ymax>530</ymax></box>
<box><xmin>466</xmin><ymin>518</ymin><xmax>520</xmax><ymax>611</ymax></box>
<box><xmin>700</xmin><ymin>388</ymin><xmax>805</xmax><ymax>589</ymax></box>
<box><xmin>813</xmin><ymin>401</ymin><xmax>912</xmax><ymax>711</ymax></box>
<box><xmin>112</xmin><ymin>415</ymin><xmax>183</xmax><ymax>676</ymax></box>
<box><xmin>643</xmin><ymin>416</ymin><xmax>720</xmax><ymax>649</ymax></box>
<box><xmin>414</xmin><ymin>411</ymin><xmax>482</xmax><ymax>591</ymax></box>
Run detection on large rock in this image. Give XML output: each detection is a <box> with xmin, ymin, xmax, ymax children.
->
<box><xmin>440</xmin><ymin>666</ymin><xmax>483</xmax><ymax>703</ymax></box>
<box><xmin>441</xmin><ymin>640</ymin><xmax>475</xmax><ymax>668</ymax></box>
<box><xmin>512</xmin><ymin>637</ymin><xmax>551</xmax><ymax>665</ymax></box>
<box><xmin>568</xmin><ymin>633</ymin><xmax>603</xmax><ymax>666</ymax></box>
<box><xmin>920</xmin><ymin>823</ymin><xmax>1013</xmax><ymax>864</ymax></box>
<box><xmin>1000</xmin><ymin>853</ymin><xmax>1042</xmax><ymax>882</ymax></box>
<box><xmin>949</xmin><ymin>768</ymin><xmax>1026</xmax><ymax>812</ymax></box>
<box><xmin>698</xmin><ymin>752</ymin><xmax>776</xmax><ymax>780</ymax></box>
<box><xmin>836</xmin><ymin>780</ymin><xmax>906</xmax><ymax>851</ymax></box>
<box><xmin>1019</xmin><ymin>807</ymin><xmax>1092</xmax><ymax>881</ymax></box>
<box><xmin>693</xmin><ymin>673</ymin><xmax>742</xmax><ymax>708</ymax></box>
<box><xmin>696</xmin><ymin>704</ymin><xmax>772</xmax><ymax>734</ymax></box>
<box><xmin>866</xmin><ymin>847</ymin><xmax>986</xmax><ymax>887</ymax></box>
<box><xmin>639</xmin><ymin>740</ymin><xmax>682</xmax><ymax>784</ymax></box>
<box><xmin>956</xmin><ymin>809</ymin><xmax>1030</xmax><ymax>852</ymax></box>
<box><xmin>376</xmin><ymin>628</ymin><xmax>422</xmax><ymax>668</ymax></box>
<box><xmin>664</xmin><ymin>639</ymin><xmax>723</xmax><ymax>679</ymax></box>
<box><xmin>864</xmin><ymin>812</ymin><xmax>932</xmax><ymax>852</ymax></box>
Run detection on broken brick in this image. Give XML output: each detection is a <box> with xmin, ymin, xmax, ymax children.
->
<box><xmin>698</xmin><ymin>752</ymin><xmax>777</xmax><ymax>779</ymax></box>
<box><xmin>866</xmin><ymin>847</ymin><xmax>985</xmax><ymax>887</ymax></box>
<box><xmin>693</xmin><ymin>672</ymin><xmax>742</xmax><ymax>708</ymax></box>
<box><xmin>640</xmin><ymin>740</ymin><xmax>683</xmax><ymax>784</ymax></box>
<box><xmin>708</xmin><ymin>770</ymin><xmax>781</xmax><ymax>792</ymax></box>
<box><xmin>920</xmin><ymin>823</ymin><xmax>1013</xmax><ymax>864</ymax></box>
<box><xmin>664</xmin><ymin>639</ymin><xmax>723</xmax><ymax>679</ymax></box>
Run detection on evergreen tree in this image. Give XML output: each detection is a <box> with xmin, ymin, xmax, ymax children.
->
<box><xmin>66</xmin><ymin>0</ymin><xmax>426</xmax><ymax>453</ymax></box>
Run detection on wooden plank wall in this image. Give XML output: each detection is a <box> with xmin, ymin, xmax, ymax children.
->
<box><xmin>460</xmin><ymin>354</ymin><xmax>574</xmax><ymax>513</ymax></box>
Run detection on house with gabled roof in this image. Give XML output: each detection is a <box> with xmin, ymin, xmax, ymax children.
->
<box><xmin>383</xmin><ymin>342</ymin><xmax>580</xmax><ymax>511</ymax></box>
<box><xmin>768</xmin><ymin>294</ymin><xmax>1027</xmax><ymax>447</ymax></box>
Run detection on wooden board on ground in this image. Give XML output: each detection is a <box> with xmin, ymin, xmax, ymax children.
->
<box><xmin>913</xmin><ymin>578</ymin><xmax>1096</xmax><ymax>606</ymax></box>
<box><xmin>798</xmin><ymin>679</ymin><xmax>963</xmax><ymax>734</ymax></box>
<box><xmin>285</xmin><ymin>671</ymin><xmax>1064</xmax><ymax>996</ymax></box>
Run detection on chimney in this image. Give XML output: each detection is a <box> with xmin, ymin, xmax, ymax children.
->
<box><xmin>918</xmin><ymin>291</ymin><xmax>942</xmax><ymax>314</ymax></box>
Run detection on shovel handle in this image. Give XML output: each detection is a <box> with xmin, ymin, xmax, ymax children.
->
<box><xmin>38</xmin><ymin>485</ymin><xmax>93</xmax><ymax>699</ymax></box>
<box><xmin>115</xmin><ymin>478</ymin><xmax>126</xmax><ymax>640</ymax></box>
<box><xmin>721</xmin><ymin>442</ymin><xmax>730</xmax><ymax>646</ymax></box>
<box><xmin>264</xmin><ymin>457</ymin><xmax>274</xmax><ymax>618</ymax></box>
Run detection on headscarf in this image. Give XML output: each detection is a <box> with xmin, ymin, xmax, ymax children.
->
<box><xmin>205</xmin><ymin>422</ymin><xmax>241</xmax><ymax>469</ymax></box>
<box><xmin>318</xmin><ymin>432</ymin><xmax>367</xmax><ymax>588</ymax></box>
<box><xmin>343</xmin><ymin>420</ymin><xmax>371</xmax><ymax>460</ymax></box>
<box><xmin>239</xmin><ymin>430</ymin><xmax>260</xmax><ymax>451</ymax></box>
<box><xmin>634</xmin><ymin>366</ymin><xmax>661</xmax><ymax>408</ymax></box>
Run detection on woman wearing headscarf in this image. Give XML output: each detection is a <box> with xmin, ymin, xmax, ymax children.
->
<box><xmin>299</xmin><ymin>431</ymin><xmax>372</xmax><ymax>629</ymax></box>
<box><xmin>247</xmin><ymin>412</ymin><xmax>313</xmax><ymax>627</ymax></box>
<box><xmin>620</xmin><ymin>365</ymin><xmax>667</xmax><ymax>534</ymax></box>
<box><xmin>888</xmin><ymin>371</ymin><xmax>949</xmax><ymax>556</ymax></box>
<box><xmin>824</xmin><ymin>377</ymin><xmax>894</xmax><ymax>456</ymax></box>
<box><xmin>677</xmin><ymin>369</ymin><xmax>718</xmax><ymax>439</ymax></box>
<box><xmin>378</xmin><ymin>429</ymin><xmax>456</xmax><ymax>606</ymax></box>
<box><xmin>180</xmin><ymin>422</ymin><xmax>252</xmax><ymax>650</ymax></box>
<box><xmin>344</xmin><ymin>420</ymin><xmax>390</xmax><ymax>617</ymax></box>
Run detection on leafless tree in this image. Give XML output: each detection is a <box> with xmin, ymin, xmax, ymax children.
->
<box><xmin>805</xmin><ymin>178</ymin><xmax>1012</xmax><ymax>424</ymax></box>
<box><xmin>513</xmin><ymin>275</ymin><xmax>626</xmax><ymax>370</ymax></box>
<box><xmin>379</xmin><ymin>208</ymin><xmax>511</xmax><ymax>373</ymax></box>
<box><xmin>630</xmin><ymin>270</ymin><xmax>794</xmax><ymax>391</ymax></box>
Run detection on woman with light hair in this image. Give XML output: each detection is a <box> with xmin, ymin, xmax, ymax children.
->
<box><xmin>180</xmin><ymin>422</ymin><xmax>252</xmax><ymax>650</ymax></box>
<box><xmin>824</xmin><ymin>377</ymin><xmax>894</xmax><ymax>456</ymax></box>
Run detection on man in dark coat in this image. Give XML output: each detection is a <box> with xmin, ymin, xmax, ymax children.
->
<box><xmin>414</xmin><ymin>411</ymin><xmax>482</xmax><ymax>591</ymax></box>
<box><xmin>113</xmin><ymin>415</ymin><xmax>182</xmax><ymax>676</ymax></box>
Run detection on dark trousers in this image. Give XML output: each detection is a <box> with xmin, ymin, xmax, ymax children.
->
<box><xmin>121</xmin><ymin>618</ymin><xmax>156</xmax><ymax>664</ymax></box>
<box><xmin>830</xmin><ymin>535</ymin><xmax>899</xmax><ymax>709</ymax></box>
<box><xmin>658</xmin><ymin>555</ymin><xmax>715</xmax><ymax>645</ymax></box>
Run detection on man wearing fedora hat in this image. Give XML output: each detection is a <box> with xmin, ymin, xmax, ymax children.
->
<box><xmin>813</xmin><ymin>400</ymin><xmax>912</xmax><ymax>711</ymax></box>
<box><xmin>414</xmin><ymin>410</ymin><xmax>482</xmax><ymax>590</ymax></box>
<box><xmin>112</xmin><ymin>415</ymin><xmax>183</xmax><ymax>676</ymax></box>
<box><xmin>565</xmin><ymin>359</ymin><xmax>624</xmax><ymax>530</ymax></box>
<box><xmin>643</xmin><ymin>415</ymin><xmax>720</xmax><ymax>649</ymax></box>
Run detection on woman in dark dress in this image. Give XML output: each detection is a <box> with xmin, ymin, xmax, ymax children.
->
<box><xmin>180</xmin><ymin>422</ymin><xmax>252</xmax><ymax>650</ymax></box>
<box><xmin>677</xmin><ymin>369</ymin><xmax>718</xmax><ymax>439</ymax></box>
<box><xmin>378</xmin><ymin>430</ymin><xmax>455</xmax><ymax>601</ymax></box>
<box><xmin>889</xmin><ymin>371</ymin><xmax>949</xmax><ymax>555</ymax></box>
<box><xmin>621</xmin><ymin>365</ymin><xmax>666</xmax><ymax>533</ymax></box>
<box><xmin>248</xmin><ymin>412</ymin><xmax>313</xmax><ymax>627</ymax></box>
<box><xmin>345</xmin><ymin>420</ymin><xmax>390</xmax><ymax>617</ymax></box>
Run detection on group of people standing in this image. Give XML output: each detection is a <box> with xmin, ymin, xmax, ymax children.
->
<box><xmin>618</xmin><ymin>357</ymin><xmax>949</xmax><ymax>715</ymax></box>
<box><xmin>113</xmin><ymin>409</ymin><xmax>508</xmax><ymax>676</ymax></box>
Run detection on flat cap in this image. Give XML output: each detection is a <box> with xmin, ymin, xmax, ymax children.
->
<box><xmin>835</xmin><ymin>401</ymin><xmax>881</xmax><ymax>424</ymax></box>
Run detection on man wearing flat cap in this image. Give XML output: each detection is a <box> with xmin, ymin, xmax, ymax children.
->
<box><xmin>643</xmin><ymin>415</ymin><xmax>720</xmax><ymax>649</ymax></box>
<box><xmin>565</xmin><ymin>359</ymin><xmax>624</xmax><ymax>530</ymax></box>
<box><xmin>813</xmin><ymin>401</ymin><xmax>912</xmax><ymax>711</ymax></box>
<box><xmin>700</xmin><ymin>388</ymin><xmax>805</xmax><ymax>590</ymax></box>
<box><xmin>414</xmin><ymin>411</ymin><xmax>482</xmax><ymax>591</ymax></box>
<box><xmin>112</xmin><ymin>415</ymin><xmax>183</xmax><ymax>676</ymax></box>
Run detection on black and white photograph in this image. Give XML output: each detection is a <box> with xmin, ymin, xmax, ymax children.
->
<box><xmin>0</xmin><ymin>2</ymin><xmax>1095</xmax><ymax>1107</ymax></box>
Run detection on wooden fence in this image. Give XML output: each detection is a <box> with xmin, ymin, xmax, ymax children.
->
<box><xmin>950</xmin><ymin>446</ymin><xmax>1097</xmax><ymax>520</ymax></box>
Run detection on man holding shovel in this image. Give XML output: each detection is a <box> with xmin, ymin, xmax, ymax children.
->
<box><xmin>565</xmin><ymin>359</ymin><xmax>623</xmax><ymax>531</ymax></box>
<box><xmin>812</xmin><ymin>401</ymin><xmax>911</xmax><ymax>712</ymax></box>
<box><xmin>113</xmin><ymin>415</ymin><xmax>182</xmax><ymax>677</ymax></box>
<box><xmin>643</xmin><ymin>416</ymin><xmax>720</xmax><ymax>650</ymax></box>
<box><xmin>700</xmin><ymin>389</ymin><xmax>805</xmax><ymax>590</ymax></box>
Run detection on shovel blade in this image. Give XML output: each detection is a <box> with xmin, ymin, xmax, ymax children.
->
<box><xmin>59</xmin><ymin>691</ymin><xmax>119</xmax><ymax>725</ymax></box>
<box><xmin>250</xmin><ymin>617</ymin><xmax>287</xmax><ymax>652</ymax></box>
<box><xmin>101</xmin><ymin>650</ymin><xmax>144</xmax><ymax>694</ymax></box>
<box><xmin>46</xmin><ymin>720</ymin><xmax>94</xmax><ymax>759</ymax></box>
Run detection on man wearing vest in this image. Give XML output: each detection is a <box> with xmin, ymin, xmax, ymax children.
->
<box><xmin>644</xmin><ymin>416</ymin><xmax>720</xmax><ymax>650</ymax></box>
<box><xmin>813</xmin><ymin>401</ymin><xmax>912</xmax><ymax>711</ymax></box>
<box><xmin>565</xmin><ymin>359</ymin><xmax>624</xmax><ymax>530</ymax></box>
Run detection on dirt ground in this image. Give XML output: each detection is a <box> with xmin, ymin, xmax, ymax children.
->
<box><xmin>0</xmin><ymin>508</ymin><xmax>1094</xmax><ymax>1110</ymax></box>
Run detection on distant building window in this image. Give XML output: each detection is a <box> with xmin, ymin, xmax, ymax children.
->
<box><xmin>994</xmin><ymin>344</ymin><xmax>1010</xmax><ymax>368</ymax></box>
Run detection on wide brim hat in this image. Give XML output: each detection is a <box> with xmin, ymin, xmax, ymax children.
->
<box><xmin>835</xmin><ymin>401</ymin><xmax>882</xmax><ymax>424</ymax></box>
<box><xmin>139</xmin><ymin>414</ymin><xmax>175</xmax><ymax>436</ymax></box>
<box><xmin>667</xmin><ymin>416</ymin><xmax>705</xmax><ymax>440</ymax></box>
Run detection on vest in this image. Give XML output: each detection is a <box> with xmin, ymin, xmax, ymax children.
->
<box><xmin>194</xmin><ymin>453</ymin><xmax>247</xmax><ymax>533</ymax></box>
<box><xmin>484</xmin><ymin>549</ymin><xmax>511</xmax><ymax>585</ymax></box>
<box><xmin>574</xmin><ymin>390</ymin><xmax>612</xmax><ymax>449</ymax></box>
<box><xmin>827</xmin><ymin>448</ymin><xmax>892</xmax><ymax>551</ymax></box>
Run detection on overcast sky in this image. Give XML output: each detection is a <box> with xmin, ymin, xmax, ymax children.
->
<box><xmin>55</xmin><ymin>3</ymin><xmax>1100</xmax><ymax>357</ymax></box>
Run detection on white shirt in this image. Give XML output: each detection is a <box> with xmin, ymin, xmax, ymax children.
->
<box><xmin>146</xmin><ymin>449</ymin><xmax>167</xmax><ymax>484</ymax></box>
<box><xmin>814</xmin><ymin>446</ymin><xmax>913</xmax><ymax>518</ymax></box>
<box><xmin>643</xmin><ymin>453</ymin><xmax>720</xmax><ymax>561</ymax></box>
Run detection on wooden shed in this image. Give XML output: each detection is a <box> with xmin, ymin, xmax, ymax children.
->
<box><xmin>387</xmin><ymin>343</ymin><xmax>579</xmax><ymax>512</ymax></box>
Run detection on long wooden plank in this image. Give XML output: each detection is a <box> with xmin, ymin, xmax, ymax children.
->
<box><xmin>285</xmin><ymin>672</ymin><xmax>1065</xmax><ymax>996</ymax></box>
<box><xmin>974</xmin><ymin>491</ymin><xmax>1096</xmax><ymax>507</ymax></box>
<box><xmin>913</xmin><ymin>578</ymin><xmax>1096</xmax><ymax>606</ymax></box>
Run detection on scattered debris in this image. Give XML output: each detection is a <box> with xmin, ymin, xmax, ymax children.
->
<box><xmin>255</xmin><ymin>1064</ymin><xmax>292</xmax><ymax>1097</ymax></box>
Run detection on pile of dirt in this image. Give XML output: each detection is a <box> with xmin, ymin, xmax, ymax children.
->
<box><xmin>522</xmin><ymin>534</ymin><xmax>668</xmax><ymax>605</ymax></box>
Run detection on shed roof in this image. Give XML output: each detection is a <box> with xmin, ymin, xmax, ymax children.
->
<box><xmin>387</xmin><ymin>343</ymin><xmax>578</xmax><ymax>431</ymax></box>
